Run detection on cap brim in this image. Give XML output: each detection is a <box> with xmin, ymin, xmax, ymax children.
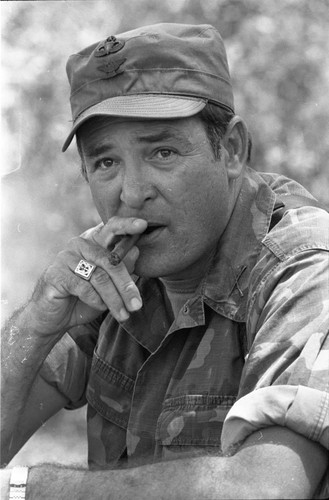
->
<box><xmin>62</xmin><ymin>95</ymin><xmax>207</xmax><ymax>151</ymax></box>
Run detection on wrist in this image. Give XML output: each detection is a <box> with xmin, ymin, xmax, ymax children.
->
<box><xmin>12</xmin><ymin>299</ymin><xmax>67</xmax><ymax>343</ymax></box>
<box><xmin>2</xmin><ymin>305</ymin><xmax>59</xmax><ymax>366</ymax></box>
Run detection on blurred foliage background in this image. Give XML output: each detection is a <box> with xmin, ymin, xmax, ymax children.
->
<box><xmin>2</xmin><ymin>0</ymin><xmax>329</xmax><ymax>466</ymax></box>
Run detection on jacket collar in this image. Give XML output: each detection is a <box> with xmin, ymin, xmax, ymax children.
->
<box><xmin>202</xmin><ymin>167</ymin><xmax>276</xmax><ymax>322</ymax></box>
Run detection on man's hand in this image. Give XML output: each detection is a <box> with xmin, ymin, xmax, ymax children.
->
<box><xmin>1</xmin><ymin>216</ymin><xmax>147</xmax><ymax>465</ymax></box>
<box><xmin>28</xmin><ymin>216</ymin><xmax>147</xmax><ymax>336</ymax></box>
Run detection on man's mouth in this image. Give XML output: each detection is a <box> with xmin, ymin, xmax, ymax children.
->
<box><xmin>140</xmin><ymin>223</ymin><xmax>165</xmax><ymax>241</ymax></box>
<box><xmin>144</xmin><ymin>224</ymin><xmax>162</xmax><ymax>234</ymax></box>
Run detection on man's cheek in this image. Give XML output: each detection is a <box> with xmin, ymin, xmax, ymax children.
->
<box><xmin>90</xmin><ymin>190</ymin><xmax>119</xmax><ymax>222</ymax></box>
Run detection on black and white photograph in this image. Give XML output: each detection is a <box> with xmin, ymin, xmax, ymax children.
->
<box><xmin>1</xmin><ymin>1</ymin><xmax>328</xmax><ymax>498</ymax></box>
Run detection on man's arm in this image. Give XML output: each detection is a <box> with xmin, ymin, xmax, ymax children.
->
<box><xmin>1</xmin><ymin>306</ymin><xmax>66</xmax><ymax>465</ymax></box>
<box><xmin>1</xmin><ymin>426</ymin><xmax>327</xmax><ymax>500</ymax></box>
<box><xmin>1</xmin><ymin>373</ymin><xmax>70</xmax><ymax>464</ymax></box>
<box><xmin>1</xmin><ymin>217</ymin><xmax>147</xmax><ymax>465</ymax></box>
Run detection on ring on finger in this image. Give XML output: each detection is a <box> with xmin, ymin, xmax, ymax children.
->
<box><xmin>74</xmin><ymin>259</ymin><xmax>97</xmax><ymax>280</ymax></box>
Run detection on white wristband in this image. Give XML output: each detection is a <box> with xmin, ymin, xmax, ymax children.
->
<box><xmin>9</xmin><ymin>466</ymin><xmax>29</xmax><ymax>500</ymax></box>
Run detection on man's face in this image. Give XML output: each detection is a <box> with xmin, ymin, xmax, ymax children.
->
<box><xmin>79</xmin><ymin>115</ymin><xmax>236</xmax><ymax>279</ymax></box>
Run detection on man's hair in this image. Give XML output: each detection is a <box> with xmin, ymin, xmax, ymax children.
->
<box><xmin>76</xmin><ymin>103</ymin><xmax>251</xmax><ymax>179</ymax></box>
<box><xmin>199</xmin><ymin>104</ymin><xmax>252</xmax><ymax>162</ymax></box>
<box><xmin>199</xmin><ymin>104</ymin><xmax>235</xmax><ymax>160</ymax></box>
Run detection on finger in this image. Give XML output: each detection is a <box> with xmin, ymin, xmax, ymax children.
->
<box><xmin>89</xmin><ymin>258</ymin><xmax>142</xmax><ymax>315</ymax></box>
<box><xmin>65</xmin><ymin>270</ymin><xmax>130</xmax><ymax>324</ymax></box>
<box><xmin>66</xmin><ymin>241</ymin><xmax>143</xmax><ymax>315</ymax></box>
<box><xmin>78</xmin><ymin>230</ymin><xmax>140</xmax><ymax>271</ymax></box>
<box><xmin>69</xmin><ymin>237</ymin><xmax>140</xmax><ymax>280</ymax></box>
<box><xmin>80</xmin><ymin>222</ymin><xmax>104</xmax><ymax>241</ymax></box>
<box><xmin>122</xmin><ymin>245</ymin><xmax>140</xmax><ymax>275</ymax></box>
<box><xmin>92</xmin><ymin>217</ymin><xmax>147</xmax><ymax>249</ymax></box>
<box><xmin>109</xmin><ymin>234</ymin><xmax>141</xmax><ymax>265</ymax></box>
<box><xmin>53</xmin><ymin>252</ymin><xmax>131</xmax><ymax>321</ymax></box>
<box><xmin>47</xmin><ymin>262</ymin><xmax>107</xmax><ymax>313</ymax></box>
<box><xmin>88</xmin><ymin>267</ymin><xmax>132</xmax><ymax>321</ymax></box>
<box><xmin>72</xmin><ymin>277</ymin><xmax>107</xmax><ymax>313</ymax></box>
<box><xmin>70</xmin><ymin>234</ymin><xmax>139</xmax><ymax>268</ymax></box>
<box><xmin>56</xmin><ymin>252</ymin><xmax>131</xmax><ymax>322</ymax></box>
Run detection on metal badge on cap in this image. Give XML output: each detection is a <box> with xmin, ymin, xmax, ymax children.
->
<box><xmin>95</xmin><ymin>36</ymin><xmax>125</xmax><ymax>57</ymax></box>
<box><xmin>97</xmin><ymin>57</ymin><xmax>126</xmax><ymax>76</ymax></box>
<box><xmin>95</xmin><ymin>35</ymin><xmax>126</xmax><ymax>77</ymax></box>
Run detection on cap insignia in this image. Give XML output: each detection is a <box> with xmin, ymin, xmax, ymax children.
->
<box><xmin>95</xmin><ymin>36</ymin><xmax>125</xmax><ymax>57</ymax></box>
<box><xmin>97</xmin><ymin>57</ymin><xmax>126</xmax><ymax>77</ymax></box>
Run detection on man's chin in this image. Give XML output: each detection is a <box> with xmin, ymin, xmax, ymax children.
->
<box><xmin>133</xmin><ymin>252</ymin><xmax>174</xmax><ymax>279</ymax></box>
<box><xmin>133</xmin><ymin>252</ymin><xmax>189</xmax><ymax>280</ymax></box>
<box><xmin>133</xmin><ymin>257</ymin><xmax>164</xmax><ymax>279</ymax></box>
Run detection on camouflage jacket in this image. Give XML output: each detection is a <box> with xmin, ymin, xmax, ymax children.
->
<box><xmin>40</xmin><ymin>167</ymin><xmax>329</xmax><ymax>495</ymax></box>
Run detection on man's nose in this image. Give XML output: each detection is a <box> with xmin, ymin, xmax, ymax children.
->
<box><xmin>119</xmin><ymin>164</ymin><xmax>155</xmax><ymax>209</ymax></box>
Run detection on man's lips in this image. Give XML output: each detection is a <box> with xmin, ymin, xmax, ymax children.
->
<box><xmin>143</xmin><ymin>223</ymin><xmax>164</xmax><ymax>234</ymax></box>
<box><xmin>139</xmin><ymin>223</ymin><xmax>166</xmax><ymax>242</ymax></box>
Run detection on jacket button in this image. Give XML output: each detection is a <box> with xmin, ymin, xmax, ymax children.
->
<box><xmin>183</xmin><ymin>304</ymin><xmax>189</xmax><ymax>315</ymax></box>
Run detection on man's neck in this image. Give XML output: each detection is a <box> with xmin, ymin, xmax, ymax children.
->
<box><xmin>160</xmin><ymin>248</ymin><xmax>216</xmax><ymax>318</ymax></box>
<box><xmin>160</xmin><ymin>275</ymin><xmax>201</xmax><ymax>319</ymax></box>
<box><xmin>160</xmin><ymin>274</ymin><xmax>203</xmax><ymax>295</ymax></box>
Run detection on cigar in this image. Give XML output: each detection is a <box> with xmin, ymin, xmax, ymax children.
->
<box><xmin>109</xmin><ymin>234</ymin><xmax>140</xmax><ymax>265</ymax></box>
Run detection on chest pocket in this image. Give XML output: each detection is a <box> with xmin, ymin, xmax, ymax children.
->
<box><xmin>87</xmin><ymin>352</ymin><xmax>134</xmax><ymax>429</ymax></box>
<box><xmin>86</xmin><ymin>352</ymin><xmax>135</xmax><ymax>467</ymax></box>
<box><xmin>155</xmin><ymin>394</ymin><xmax>236</xmax><ymax>452</ymax></box>
<box><xmin>154</xmin><ymin>318</ymin><xmax>244</xmax><ymax>455</ymax></box>
<box><xmin>86</xmin><ymin>316</ymin><xmax>149</xmax><ymax>428</ymax></box>
<box><xmin>85</xmin><ymin>319</ymin><xmax>149</xmax><ymax>468</ymax></box>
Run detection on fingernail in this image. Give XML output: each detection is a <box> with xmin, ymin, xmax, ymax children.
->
<box><xmin>133</xmin><ymin>219</ymin><xmax>145</xmax><ymax>227</ymax></box>
<box><xmin>130</xmin><ymin>297</ymin><xmax>143</xmax><ymax>311</ymax></box>
<box><xmin>130</xmin><ymin>247</ymin><xmax>139</xmax><ymax>260</ymax></box>
<box><xmin>119</xmin><ymin>309</ymin><xmax>130</xmax><ymax>321</ymax></box>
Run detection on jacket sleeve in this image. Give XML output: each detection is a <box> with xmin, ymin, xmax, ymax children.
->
<box><xmin>39</xmin><ymin>315</ymin><xmax>105</xmax><ymax>409</ymax></box>
<box><xmin>221</xmin><ymin>207</ymin><xmax>329</xmax><ymax>495</ymax></box>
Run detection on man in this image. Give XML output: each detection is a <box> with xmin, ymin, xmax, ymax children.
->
<box><xmin>1</xmin><ymin>23</ymin><xmax>328</xmax><ymax>499</ymax></box>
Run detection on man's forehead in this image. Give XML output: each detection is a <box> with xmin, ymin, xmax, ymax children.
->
<box><xmin>78</xmin><ymin>115</ymin><xmax>202</xmax><ymax>151</ymax></box>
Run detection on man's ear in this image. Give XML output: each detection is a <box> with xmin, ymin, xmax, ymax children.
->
<box><xmin>222</xmin><ymin>116</ymin><xmax>249</xmax><ymax>179</ymax></box>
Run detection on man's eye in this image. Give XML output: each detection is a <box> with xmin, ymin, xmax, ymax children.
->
<box><xmin>96</xmin><ymin>158</ymin><xmax>114</xmax><ymax>169</ymax></box>
<box><xmin>155</xmin><ymin>149</ymin><xmax>176</xmax><ymax>160</ymax></box>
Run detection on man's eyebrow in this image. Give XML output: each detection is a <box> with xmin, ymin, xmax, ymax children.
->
<box><xmin>83</xmin><ymin>144</ymin><xmax>114</xmax><ymax>158</ymax></box>
<box><xmin>135</xmin><ymin>129</ymin><xmax>188</xmax><ymax>144</ymax></box>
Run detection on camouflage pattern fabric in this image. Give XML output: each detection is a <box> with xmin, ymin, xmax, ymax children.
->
<box><xmin>40</xmin><ymin>167</ymin><xmax>329</xmax><ymax>496</ymax></box>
